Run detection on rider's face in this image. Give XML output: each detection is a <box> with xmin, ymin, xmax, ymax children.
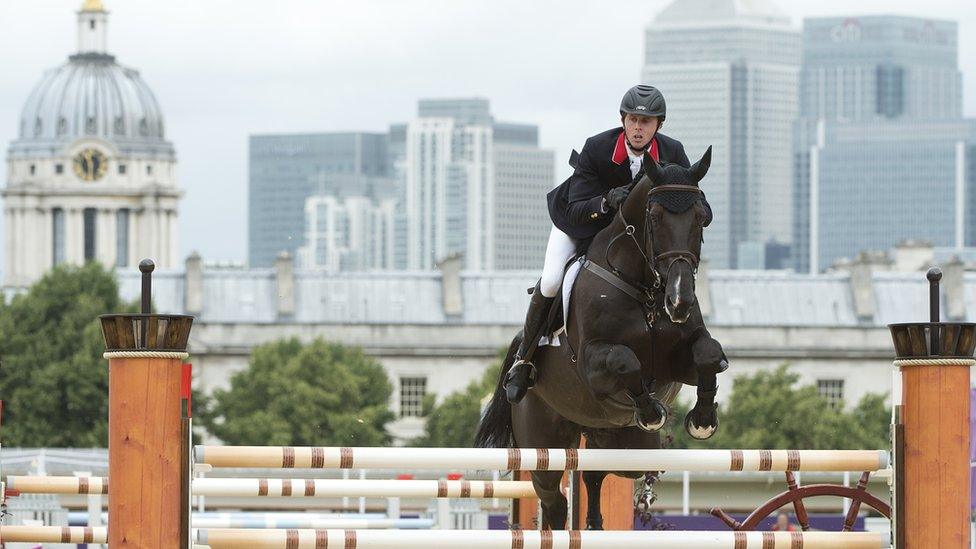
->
<box><xmin>622</xmin><ymin>114</ymin><xmax>660</xmax><ymax>150</ymax></box>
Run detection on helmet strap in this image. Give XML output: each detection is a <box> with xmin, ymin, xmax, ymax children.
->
<box><xmin>625</xmin><ymin>130</ymin><xmax>657</xmax><ymax>155</ymax></box>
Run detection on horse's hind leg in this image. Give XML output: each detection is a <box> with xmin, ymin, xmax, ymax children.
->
<box><xmin>512</xmin><ymin>391</ymin><xmax>581</xmax><ymax>530</ymax></box>
<box><xmin>532</xmin><ymin>470</ymin><xmax>569</xmax><ymax>530</ymax></box>
<box><xmin>581</xmin><ymin>471</ymin><xmax>608</xmax><ymax>530</ymax></box>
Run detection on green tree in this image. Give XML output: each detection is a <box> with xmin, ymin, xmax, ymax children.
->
<box><xmin>412</xmin><ymin>351</ymin><xmax>504</xmax><ymax>447</ymax></box>
<box><xmin>196</xmin><ymin>339</ymin><xmax>394</xmax><ymax>446</ymax></box>
<box><xmin>668</xmin><ymin>365</ymin><xmax>889</xmax><ymax>450</ymax></box>
<box><xmin>0</xmin><ymin>263</ymin><xmax>132</xmax><ymax>447</ymax></box>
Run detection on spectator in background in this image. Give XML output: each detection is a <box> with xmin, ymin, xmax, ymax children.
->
<box><xmin>772</xmin><ymin>511</ymin><xmax>798</xmax><ymax>532</ymax></box>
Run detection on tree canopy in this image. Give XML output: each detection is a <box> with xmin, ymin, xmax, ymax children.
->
<box><xmin>196</xmin><ymin>338</ymin><xmax>395</xmax><ymax>446</ymax></box>
<box><xmin>0</xmin><ymin>263</ymin><xmax>131</xmax><ymax>447</ymax></box>
<box><xmin>412</xmin><ymin>363</ymin><xmax>501</xmax><ymax>448</ymax></box>
<box><xmin>668</xmin><ymin>365</ymin><xmax>889</xmax><ymax>450</ymax></box>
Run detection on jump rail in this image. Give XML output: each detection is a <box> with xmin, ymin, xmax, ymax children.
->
<box><xmin>0</xmin><ymin>525</ymin><xmax>106</xmax><ymax>544</ymax></box>
<box><xmin>193</xmin><ymin>446</ymin><xmax>889</xmax><ymax>473</ymax></box>
<box><xmin>5</xmin><ymin>475</ymin><xmax>536</xmax><ymax>499</ymax></box>
<box><xmin>191</xmin><ymin>478</ymin><xmax>536</xmax><ymax>498</ymax></box>
<box><xmin>194</xmin><ymin>528</ymin><xmax>889</xmax><ymax>549</ymax></box>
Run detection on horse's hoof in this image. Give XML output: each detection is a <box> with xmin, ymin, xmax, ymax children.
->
<box><xmin>685</xmin><ymin>407</ymin><xmax>718</xmax><ymax>440</ymax></box>
<box><xmin>636</xmin><ymin>400</ymin><xmax>667</xmax><ymax>432</ymax></box>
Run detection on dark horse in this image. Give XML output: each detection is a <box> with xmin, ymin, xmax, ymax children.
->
<box><xmin>476</xmin><ymin>147</ymin><xmax>728</xmax><ymax>530</ymax></box>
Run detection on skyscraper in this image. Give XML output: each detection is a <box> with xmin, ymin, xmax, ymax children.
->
<box><xmin>3</xmin><ymin>0</ymin><xmax>180</xmax><ymax>288</ymax></box>
<box><xmin>297</xmin><ymin>195</ymin><xmax>396</xmax><ymax>272</ymax></box>
<box><xmin>792</xmin><ymin>16</ymin><xmax>974</xmax><ymax>272</ymax></box>
<box><xmin>391</xmin><ymin>99</ymin><xmax>554</xmax><ymax>271</ymax></box>
<box><xmin>248</xmin><ymin>133</ymin><xmax>393</xmax><ymax>268</ymax></box>
<box><xmin>642</xmin><ymin>0</ymin><xmax>800</xmax><ymax>269</ymax></box>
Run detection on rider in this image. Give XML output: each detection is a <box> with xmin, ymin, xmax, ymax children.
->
<box><xmin>504</xmin><ymin>84</ymin><xmax>712</xmax><ymax>403</ymax></box>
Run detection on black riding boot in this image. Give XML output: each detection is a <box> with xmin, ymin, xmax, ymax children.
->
<box><xmin>505</xmin><ymin>281</ymin><xmax>555</xmax><ymax>403</ymax></box>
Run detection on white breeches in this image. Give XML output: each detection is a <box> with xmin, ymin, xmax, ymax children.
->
<box><xmin>540</xmin><ymin>225</ymin><xmax>578</xmax><ymax>298</ymax></box>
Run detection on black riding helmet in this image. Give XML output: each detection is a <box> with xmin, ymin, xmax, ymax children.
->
<box><xmin>620</xmin><ymin>84</ymin><xmax>666</xmax><ymax>123</ymax></box>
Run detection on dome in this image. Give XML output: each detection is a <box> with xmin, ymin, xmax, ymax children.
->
<box><xmin>19</xmin><ymin>53</ymin><xmax>166</xmax><ymax>144</ymax></box>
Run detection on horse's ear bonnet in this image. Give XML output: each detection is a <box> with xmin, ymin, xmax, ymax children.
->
<box><xmin>644</xmin><ymin>146</ymin><xmax>713</xmax><ymax>226</ymax></box>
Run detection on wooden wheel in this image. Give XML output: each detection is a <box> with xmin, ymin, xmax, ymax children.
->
<box><xmin>711</xmin><ymin>471</ymin><xmax>891</xmax><ymax>531</ymax></box>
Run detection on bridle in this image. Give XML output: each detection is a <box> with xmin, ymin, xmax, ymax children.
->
<box><xmin>581</xmin><ymin>182</ymin><xmax>704</xmax><ymax>324</ymax></box>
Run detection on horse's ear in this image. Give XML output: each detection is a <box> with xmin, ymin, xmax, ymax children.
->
<box><xmin>643</xmin><ymin>152</ymin><xmax>665</xmax><ymax>184</ymax></box>
<box><xmin>690</xmin><ymin>146</ymin><xmax>712</xmax><ymax>183</ymax></box>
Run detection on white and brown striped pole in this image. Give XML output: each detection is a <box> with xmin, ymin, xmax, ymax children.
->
<box><xmin>0</xmin><ymin>526</ymin><xmax>107</xmax><ymax>544</ymax></box>
<box><xmin>195</xmin><ymin>528</ymin><xmax>889</xmax><ymax>549</ymax></box>
<box><xmin>191</xmin><ymin>478</ymin><xmax>537</xmax><ymax>499</ymax></box>
<box><xmin>193</xmin><ymin>446</ymin><xmax>889</xmax><ymax>473</ymax></box>
<box><xmin>5</xmin><ymin>475</ymin><xmax>108</xmax><ymax>495</ymax></box>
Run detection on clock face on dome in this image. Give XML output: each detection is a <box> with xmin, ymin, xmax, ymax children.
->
<box><xmin>73</xmin><ymin>148</ymin><xmax>108</xmax><ymax>182</ymax></box>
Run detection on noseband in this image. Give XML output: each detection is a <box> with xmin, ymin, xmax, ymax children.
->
<box><xmin>609</xmin><ymin>184</ymin><xmax>703</xmax><ymax>290</ymax></box>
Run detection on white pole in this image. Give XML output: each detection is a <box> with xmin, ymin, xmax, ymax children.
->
<box><xmin>189</xmin><ymin>478</ymin><xmax>536</xmax><ymax>499</ymax></box>
<box><xmin>386</xmin><ymin>497</ymin><xmax>400</xmax><ymax>520</ymax></box>
<box><xmin>682</xmin><ymin>471</ymin><xmax>690</xmax><ymax>516</ymax></box>
<box><xmin>842</xmin><ymin>471</ymin><xmax>851</xmax><ymax>516</ymax></box>
<box><xmin>342</xmin><ymin>469</ymin><xmax>350</xmax><ymax>510</ymax></box>
<box><xmin>436</xmin><ymin>498</ymin><xmax>450</xmax><ymax>529</ymax></box>
<box><xmin>359</xmin><ymin>469</ymin><xmax>367</xmax><ymax>514</ymax></box>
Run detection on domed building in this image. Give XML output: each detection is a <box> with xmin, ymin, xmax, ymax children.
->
<box><xmin>3</xmin><ymin>0</ymin><xmax>180</xmax><ymax>288</ymax></box>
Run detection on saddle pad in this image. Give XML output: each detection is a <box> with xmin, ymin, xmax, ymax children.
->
<box><xmin>539</xmin><ymin>257</ymin><xmax>583</xmax><ymax>347</ymax></box>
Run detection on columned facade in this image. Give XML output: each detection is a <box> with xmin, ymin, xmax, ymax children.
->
<box><xmin>2</xmin><ymin>1</ymin><xmax>180</xmax><ymax>288</ymax></box>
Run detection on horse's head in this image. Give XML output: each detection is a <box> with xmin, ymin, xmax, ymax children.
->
<box><xmin>639</xmin><ymin>147</ymin><xmax>712</xmax><ymax>324</ymax></box>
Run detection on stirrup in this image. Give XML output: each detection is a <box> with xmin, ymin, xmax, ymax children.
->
<box><xmin>504</xmin><ymin>360</ymin><xmax>538</xmax><ymax>403</ymax></box>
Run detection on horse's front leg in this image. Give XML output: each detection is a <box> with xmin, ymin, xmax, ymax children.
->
<box><xmin>684</xmin><ymin>333</ymin><xmax>727</xmax><ymax>440</ymax></box>
<box><xmin>582</xmin><ymin>342</ymin><xmax>666</xmax><ymax>431</ymax></box>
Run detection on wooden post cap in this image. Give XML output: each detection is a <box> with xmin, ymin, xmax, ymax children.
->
<box><xmin>100</xmin><ymin>257</ymin><xmax>193</xmax><ymax>352</ymax></box>
<box><xmin>889</xmin><ymin>266</ymin><xmax>976</xmax><ymax>359</ymax></box>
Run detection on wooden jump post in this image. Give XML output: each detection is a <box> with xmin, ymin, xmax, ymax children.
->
<box><xmin>889</xmin><ymin>267</ymin><xmax>975</xmax><ymax>548</ymax></box>
<box><xmin>99</xmin><ymin>259</ymin><xmax>193</xmax><ymax>548</ymax></box>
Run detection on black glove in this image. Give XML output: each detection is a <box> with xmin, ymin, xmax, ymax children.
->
<box><xmin>604</xmin><ymin>186</ymin><xmax>631</xmax><ymax>211</ymax></box>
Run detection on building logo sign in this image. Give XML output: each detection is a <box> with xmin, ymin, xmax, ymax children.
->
<box><xmin>903</xmin><ymin>21</ymin><xmax>948</xmax><ymax>45</ymax></box>
<box><xmin>830</xmin><ymin>19</ymin><xmax>862</xmax><ymax>43</ymax></box>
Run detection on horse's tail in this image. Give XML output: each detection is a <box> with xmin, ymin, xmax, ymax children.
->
<box><xmin>474</xmin><ymin>335</ymin><xmax>520</xmax><ymax>449</ymax></box>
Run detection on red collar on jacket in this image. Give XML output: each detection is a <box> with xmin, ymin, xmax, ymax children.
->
<box><xmin>612</xmin><ymin>132</ymin><xmax>659</xmax><ymax>165</ymax></box>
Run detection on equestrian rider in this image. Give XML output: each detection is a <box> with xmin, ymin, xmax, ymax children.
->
<box><xmin>504</xmin><ymin>84</ymin><xmax>712</xmax><ymax>403</ymax></box>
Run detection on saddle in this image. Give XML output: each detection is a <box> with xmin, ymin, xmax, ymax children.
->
<box><xmin>534</xmin><ymin>253</ymin><xmax>585</xmax><ymax>347</ymax></box>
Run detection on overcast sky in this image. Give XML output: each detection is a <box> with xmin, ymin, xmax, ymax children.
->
<box><xmin>1</xmin><ymin>0</ymin><xmax>974</xmax><ymax>267</ymax></box>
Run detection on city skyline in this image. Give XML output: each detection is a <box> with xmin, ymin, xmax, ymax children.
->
<box><xmin>1</xmin><ymin>0</ymin><xmax>974</xmax><ymax>268</ymax></box>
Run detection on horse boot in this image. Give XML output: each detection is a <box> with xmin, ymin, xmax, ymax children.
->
<box><xmin>505</xmin><ymin>281</ymin><xmax>555</xmax><ymax>403</ymax></box>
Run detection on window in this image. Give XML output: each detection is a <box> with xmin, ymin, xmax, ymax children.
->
<box><xmin>29</xmin><ymin>164</ymin><xmax>35</xmax><ymax>176</ymax></box>
<box><xmin>118</xmin><ymin>164</ymin><xmax>127</xmax><ymax>175</ymax></box>
<box><xmin>399</xmin><ymin>377</ymin><xmax>427</xmax><ymax>418</ymax></box>
<box><xmin>817</xmin><ymin>379</ymin><xmax>845</xmax><ymax>410</ymax></box>
<box><xmin>83</xmin><ymin>208</ymin><xmax>97</xmax><ymax>262</ymax></box>
<box><xmin>52</xmin><ymin>208</ymin><xmax>65</xmax><ymax>266</ymax></box>
<box><xmin>90</xmin><ymin>20</ymin><xmax>96</xmax><ymax>30</ymax></box>
<box><xmin>55</xmin><ymin>164</ymin><xmax>64</xmax><ymax>175</ymax></box>
<box><xmin>146</xmin><ymin>164</ymin><xmax>153</xmax><ymax>175</ymax></box>
<box><xmin>116</xmin><ymin>209</ymin><xmax>129</xmax><ymax>267</ymax></box>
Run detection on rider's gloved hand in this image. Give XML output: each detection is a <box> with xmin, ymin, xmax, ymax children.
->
<box><xmin>604</xmin><ymin>186</ymin><xmax>631</xmax><ymax>211</ymax></box>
